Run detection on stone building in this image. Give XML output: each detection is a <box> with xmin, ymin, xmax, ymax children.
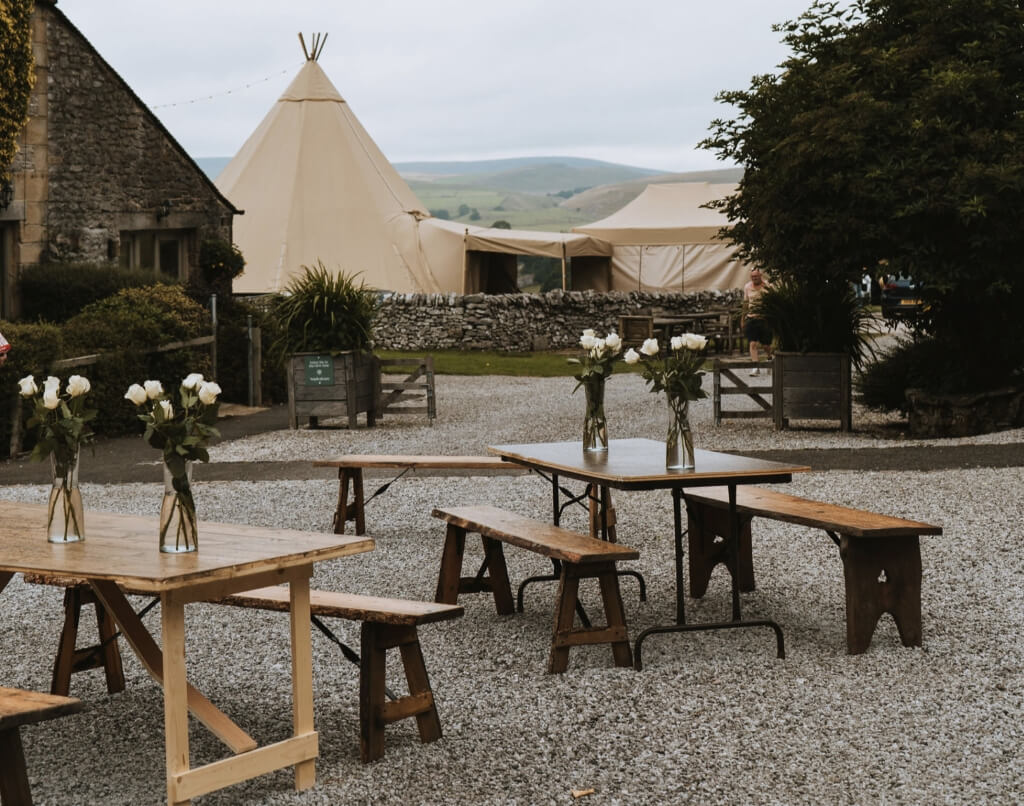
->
<box><xmin>0</xmin><ymin>0</ymin><xmax>239</xmax><ymax>318</ymax></box>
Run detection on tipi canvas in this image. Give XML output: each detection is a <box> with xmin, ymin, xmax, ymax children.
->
<box><xmin>217</xmin><ymin>46</ymin><xmax>454</xmax><ymax>294</ymax></box>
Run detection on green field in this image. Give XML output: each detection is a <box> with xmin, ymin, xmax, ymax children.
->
<box><xmin>407</xmin><ymin>182</ymin><xmax>594</xmax><ymax>232</ymax></box>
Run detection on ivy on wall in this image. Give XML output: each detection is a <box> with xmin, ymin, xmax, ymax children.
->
<box><xmin>0</xmin><ymin>0</ymin><xmax>35</xmax><ymax>188</ymax></box>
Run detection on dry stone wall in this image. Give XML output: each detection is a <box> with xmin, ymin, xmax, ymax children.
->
<box><xmin>373</xmin><ymin>289</ymin><xmax>743</xmax><ymax>352</ymax></box>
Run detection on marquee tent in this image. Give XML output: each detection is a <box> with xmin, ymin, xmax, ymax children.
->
<box><xmin>218</xmin><ymin>42</ymin><xmax>612</xmax><ymax>295</ymax></box>
<box><xmin>217</xmin><ymin>46</ymin><xmax>453</xmax><ymax>294</ymax></box>
<box><xmin>572</xmin><ymin>182</ymin><xmax>749</xmax><ymax>292</ymax></box>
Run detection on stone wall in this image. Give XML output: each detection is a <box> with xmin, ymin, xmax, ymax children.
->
<box><xmin>373</xmin><ymin>289</ymin><xmax>743</xmax><ymax>352</ymax></box>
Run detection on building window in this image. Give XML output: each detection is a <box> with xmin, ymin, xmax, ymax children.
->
<box><xmin>119</xmin><ymin>230</ymin><xmax>187</xmax><ymax>280</ymax></box>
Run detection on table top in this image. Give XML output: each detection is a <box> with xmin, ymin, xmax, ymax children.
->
<box><xmin>0</xmin><ymin>501</ymin><xmax>374</xmax><ymax>592</ymax></box>
<box><xmin>489</xmin><ymin>438</ymin><xmax>810</xmax><ymax>490</ymax></box>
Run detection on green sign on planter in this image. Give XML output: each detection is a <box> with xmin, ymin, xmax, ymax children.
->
<box><xmin>304</xmin><ymin>355</ymin><xmax>334</xmax><ymax>386</ymax></box>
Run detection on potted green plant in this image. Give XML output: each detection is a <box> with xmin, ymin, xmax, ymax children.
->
<box><xmin>754</xmin><ymin>279</ymin><xmax>875</xmax><ymax>432</ymax></box>
<box><xmin>273</xmin><ymin>262</ymin><xmax>381</xmax><ymax>429</ymax></box>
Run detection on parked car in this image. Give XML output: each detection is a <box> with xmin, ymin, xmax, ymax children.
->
<box><xmin>881</xmin><ymin>275</ymin><xmax>926</xmax><ymax>320</ymax></box>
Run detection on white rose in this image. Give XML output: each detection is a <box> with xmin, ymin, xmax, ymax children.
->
<box><xmin>17</xmin><ymin>375</ymin><xmax>37</xmax><ymax>398</ymax></box>
<box><xmin>43</xmin><ymin>376</ymin><xmax>60</xmax><ymax>394</ymax></box>
<box><xmin>42</xmin><ymin>387</ymin><xmax>60</xmax><ymax>410</ymax></box>
<box><xmin>623</xmin><ymin>348</ymin><xmax>640</xmax><ymax>365</ymax></box>
<box><xmin>582</xmin><ymin>328</ymin><xmax>596</xmax><ymax>339</ymax></box>
<box><xmin>182</xmin><ymin>373</ymin><xmax>204</xmax><ymax>390</ymax></box>
<box><xmin>124</xmin><ymin>384</ymin><xmax>148</xmax><ymax>406</ymax></box>
<box><xmin>670</xmin><ymin>335</ymin><xmax>685</xmax><ymax>351</ymax></box>
<box><xmin>580</xmin><ymin>333</ymin><xmax>597</xmax><ymax>350</ymax></box>
<box><xmin>198</xmin><ymin>381</ymin><xmax>222</xmax><ymax>405</ymax></box>
<box><xmin>158</xmin><ymin>400</ymin><xmax>173</xmax><ymax>419</ymax></box>
<box><xmin>683</xmin><ymin>333</ymin><xmax>708</xmax><ymax>351</ymax></box>
<box><xmin>639</xmin><ymin>338</ymin><xmax>659</xmax><ymax>357</ymax></box>
<box><xmin>591</xmin><ymin>338</ymin><xmax>607</xmax><ymax>358</ymax></box>
<box><xmin>66</xmin><ymin>375</ymin><xmax>91</xmax><ymax>397</ymax></box>
<box><xmin>605</xmin><ymin>333</ymin><xmax>622</xmax><ymax>353</ymax></box>
<box><xmin>144</xmin><ymin>380</ymin><xmax>163</xmax><ymax>399</ymax></box>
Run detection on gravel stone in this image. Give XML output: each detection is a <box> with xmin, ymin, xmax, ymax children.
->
<box><xmin>0</xmin><ymin>376</ymin><xmax>1020</xmax><ymax>805</ymax></box>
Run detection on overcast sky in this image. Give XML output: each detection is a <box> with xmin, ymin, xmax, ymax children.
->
<box><xmin>56</xmin><ymin>0</ymin><xmax>815</xmax><ymax>172</ymax></box>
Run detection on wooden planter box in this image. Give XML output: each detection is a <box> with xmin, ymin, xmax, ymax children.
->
<box><xmin>772</xmin><ymin>351</ymin><xmax>851</xmax><ymax>432</ymax></box>
<box><xmin>286</xmin><ymin>351</ymin><xmax>381</xmax><ymax>429</ymax></box>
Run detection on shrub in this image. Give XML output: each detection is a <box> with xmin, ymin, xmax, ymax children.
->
<box><xmin>0</xmin><ymin>320</ymin><xmax>63</xmax><ymax>458</ymax></box>
<box><xmin>63</xmin><ymin>285</ymin><xmax>212</xmax><ymax>436</ymax></box>
<box><xmin>214</xmin><ymin>299</ymin><xmax>286</xmax><ymax>404</ymax></box>
<box><xmin>186</xmin><ymin>239</ymin><xmax>246</xmax><ymax>303</ymax></box>
<box><xmin>271</xmin><ymin>262</ymin><xmax>379</xmax><ymax>358</ymax></box>
<box><xmin>18</xmin><ymin>262</ymin><xmax>170</xmax><ymax>323</ymax></box>
<box><xmin>859</xmin><ymin>336</ymin><xmax>982</xmax><ymax>412</ymax></box>
<box><xmin>754</xmin><ymin>279</ymin><xmax>876</xmax><ymax>369</ymax></box>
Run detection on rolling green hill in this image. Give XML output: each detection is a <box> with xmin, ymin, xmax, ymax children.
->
<box><xmin>195</xmin><ymin>154</ymin><xmax>743</xmax><ymax>232</ymax></box>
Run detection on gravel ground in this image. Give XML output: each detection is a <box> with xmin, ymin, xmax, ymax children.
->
<box><xmin>0</xmin><ymin>376</ymin><xmax>1021</xmax><ymax>805</ymax></box>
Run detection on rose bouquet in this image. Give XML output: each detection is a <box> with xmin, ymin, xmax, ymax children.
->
<box><xmin>568</xmin><ymin>329</ymin><xmax>622</xmax><ymax>452</ymax></box>
<box><xmin>19</xmin><ymin>374</ymin><xmax>96</xmax><ymax>541</ymax></box>
<box><xmin>125</xmin><ymin>373</ymin><xmax>221</xmax><ymax>552</ymax></box>
<box><xmin>625</xmin><ymin>333</ymin><xmax>708</xmax><ymax>468</ymax></box>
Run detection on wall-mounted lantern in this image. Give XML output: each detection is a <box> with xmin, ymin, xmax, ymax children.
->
<box><xmin>156</xmin><ymin>199</ymin><xmax>172</xmax><ymax>221</ymax></box>
<box><xmin>0</xmin><ymin>181</ymin><xmax>13</xmax><ymax>211</ymax></box>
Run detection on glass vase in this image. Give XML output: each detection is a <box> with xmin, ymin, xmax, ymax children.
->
<box><xmin>47</xmin><ymin>452</ymin><xmax>85</xmax><ymax>543</ymax></box>
<box><xmin>582</xmin><ymin>376</ymin><xmax>609</xmax><ymax>453</ymax></box>
<box><xmin>665</xmin><ymin>395</ymin><xmax>695</xmax><ymax>470</ymax></box>
<box><xmin>160</xmin><ymin>461</ymin><xmax>198</xmax><ymax>553</ymax></box>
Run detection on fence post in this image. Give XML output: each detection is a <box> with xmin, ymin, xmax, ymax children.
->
<box><xmin>209</xmin><ymin>294</ymin><xmax>218</xmax><ymax>380</ymax></box>
<box><xmin>247</xmin><ymin>314</ymin><xmax>254</xmax><ymax>407</ymax></box>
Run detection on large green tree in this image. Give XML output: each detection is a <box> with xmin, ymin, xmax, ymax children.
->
<box><xmin>0</xmin><ymin>0</ymin><xmax>35</xmax><ymax>190</ymax></box>
<box><xmin>702</xmin><ymin>0</ymin><xmax>1024</xmax><ymax>391</ymax></box>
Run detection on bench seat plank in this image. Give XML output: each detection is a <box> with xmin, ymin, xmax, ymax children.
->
<box><xmin>314</xmin><ymin>455</ymin><xmax>510</xmax><ymax>470</ymax></box>
<box><xmin>685</xmin><ymin>486</ymin><xmax>942</xmax><ymax>538</ymax></box>
<box><xmin>0</xmin><ymin>687</ymin><xmax>82</xmax><ymax>732</ymax></box>
<box><xmin>432</xmin><ymin>505</ymin><xmax>639</xmax><ymax>564</ymax></box>
<box><xmin>214</xmin><ymin>586</ymin><xmax>463</xmax><ymax>626</ymax></box>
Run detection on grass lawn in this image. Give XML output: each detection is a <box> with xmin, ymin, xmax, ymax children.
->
<box><xmin>376</xmin><ymin>349</ymin><xmax>696</xmax><ymax>377</ymax></box>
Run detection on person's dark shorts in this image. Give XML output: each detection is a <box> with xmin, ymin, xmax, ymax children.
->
<box><xmin>744</xmin><ymin>317</ymin><xmax>772</xmax><ymax>344</ymax></box>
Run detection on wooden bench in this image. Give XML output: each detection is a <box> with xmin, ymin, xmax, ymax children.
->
<box><xmin>313</xmin><ymin>454</ymin><xmax>522</xmax><ymax>535</ymax></box>
<box><xmin>1</xmin><ymin>686</ymin><xmax>82</xmax><ymax>805</ymax></box>
<box><xmin>432</xmin><ymin>505</ymin><xmax>639</xmax><ymax>673</ymax></box>
<box><xmin>24</xmin><ymin>575</ymin><xmax>462</xmax><ymax>763</ymax></box>
<box><xmin>683</xmin><ymin>486</ymin><xmax>942</xmax><ymax>654</ymax></box>
<box><xmin>214</xmin><ymin>586</ymin><xmax>462</xmax><ymax>763</ymax></box>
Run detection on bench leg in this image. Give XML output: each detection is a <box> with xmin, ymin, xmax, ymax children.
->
<box><xmin>360</xmin><ymin>623</ymin><xmax>443</xmax><ymax>763</ymax></box>
<box><xmin>435</xmin><ymin>524</ymin><xmax>466</xmax><ymax>605</ymax></box>
<box><xmin>548</xmin><ymin>562</ymin><xmax>631</xmax><ymax>674</ymax></box>
<box><xmin>597</xmin><ymin>565</ymin><xmax>633</xmax><ymax>669</ymax></box>
<box><xmin>51</xmin><ymin>585</ymin><xmax>125</xmax><ymax>697</ymax></box>
<box><xmin>481</xmin><ymin>537</ymin><xmax>515</xmax><ymax>616</ymax></box>
<box><xmin>0</xmin><ymin>727</ymin><xmax>32</xmax><ymax>806</ymax></box>
<box><xmin>333</xmin><ymin>468</ymin><xmax>365</xmax><ymax>535</ymax></box>
<box><xmin>686</xmin><ymin>504</ymin><xmax>755</xmax><ymax>598</ymax></box>
<box><xmin>841</xmin><ymin>535</ymin><xmax>922</xmax><ymax>654</ymax></box>
<box><xmin>434</xmin><ymin>526</ymin><xmax>515</xmax><ymax>616</ymax></box>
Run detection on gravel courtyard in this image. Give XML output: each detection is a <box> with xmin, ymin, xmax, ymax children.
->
<box><xmin>1</xmin><ymin>374</ymin><xmax>1021</xmax><ymax>805</ymax></box>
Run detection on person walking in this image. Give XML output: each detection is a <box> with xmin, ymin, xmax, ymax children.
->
<box><xmin>742</xmin><ymin>268</ymin><xmax>771</xmax><ymax>375</ymax></box>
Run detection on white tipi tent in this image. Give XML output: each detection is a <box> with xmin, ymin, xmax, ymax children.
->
<box><xmin>217</xmin><ymin>36</ymin><xmax>455</xmax><ymax>294</ymax></box>
<box><xmin>572</xmin><ymin>182</ymin><xmax>749</xmax><ymax>292</ymax></box>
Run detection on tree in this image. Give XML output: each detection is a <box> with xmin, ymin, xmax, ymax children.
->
<box><xmin>491</xmin><ymin>220</ymin><xmax>512</xmax><ymax>229</ymax></box>
<box><xmin>702</xmin><ymin>0</ymin><xmax>1024</xmax><ymax>392</ymax></box>
<box><xmin>0</xmin><ymin>0</ymin><xmax>35</xmax><ymax>190</ymax></box>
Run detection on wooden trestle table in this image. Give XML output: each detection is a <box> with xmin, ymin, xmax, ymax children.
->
<box><xmin>0</xmin><ymin>501</ymin><xmax>374</xmax><ymax>806</ymax></box>
<box><xmin>488</xmin><ymin>438</ymin><xmax>810</xmax><ymax>668</ymax></box>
